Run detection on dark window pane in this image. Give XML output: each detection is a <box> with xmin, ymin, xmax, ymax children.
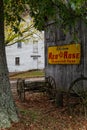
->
<box><xmin>15</xmin><ymin>57</ymin><xmax>20</xmax><ymax>65</ymax></box>
<box><xmin>17</xmin><ymin>42</ymin><xmax>22</xmax><ymax>48</ymax></box>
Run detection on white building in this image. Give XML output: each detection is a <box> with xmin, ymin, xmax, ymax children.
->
<box><xmin>5</xmin><ymin>32</ymin><xmax>44</xmax><ymax>72</ymax></box>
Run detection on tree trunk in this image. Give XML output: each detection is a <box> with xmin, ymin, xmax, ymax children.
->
<box><xmin>0</xmin><ymin>0</ymin><xmax>19</xmax><ymax>128</ymax></box>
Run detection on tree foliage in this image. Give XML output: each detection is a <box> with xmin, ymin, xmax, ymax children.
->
<box><xmin>4</xmin><ymin>0</ymin><xmax>87</xmax><ymax>31</ymax></box>
<box><xmin>5</xmin><ymin>16</ymin><xmax>42</xmax><ymax>46</ymax></box>
<box><xmin>4</xmin><ymin>0</ymin><xmax>26</xmax><ymax>33</ymax></box>
<box><xmin>26</xmin><ymin>0</ymin><xmax>87</xmax><ymax>30</ymax></box>
<box><xmin>4</xmin><ymin>0</ymin><xmax>42</xmax><ymax>46</ymax></box>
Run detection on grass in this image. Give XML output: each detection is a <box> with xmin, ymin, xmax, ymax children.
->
<box><xmin>9</xmin><ymin>69</ymin><xmax>45</xmax><ymax>79</ymax></box>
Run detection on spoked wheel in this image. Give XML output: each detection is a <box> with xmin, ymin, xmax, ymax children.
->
<box><xmin>68</xmin><ymin>76</ymin><xmax>87</xmax><ymax>114</ymax></box>
<box><xmin>69</xmin><ymin>77</ymin><xmax>87</xmax><ymax>98</ymax></box>
<box><xmin>46</xmin><ymin>76</ymin><xmax>56</xmax><ymax>99</ymax></box>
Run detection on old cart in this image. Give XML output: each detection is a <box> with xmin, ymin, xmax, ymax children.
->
<box><xmin>17</xmin><ymin>76</ymin><xmax>56</xmax><ymax>101</ymax></box>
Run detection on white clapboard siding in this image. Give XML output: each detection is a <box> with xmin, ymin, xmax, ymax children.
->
<box><xmin>5</xmin><ymin>34</ymin><xmax>44</xmax><ymax>72</ymax></box>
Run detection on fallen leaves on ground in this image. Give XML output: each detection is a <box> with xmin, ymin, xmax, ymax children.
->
<box><xmin>5</xmin><ymin>89</ymin><xmax>87</xmax><ymax>130</ymax></box>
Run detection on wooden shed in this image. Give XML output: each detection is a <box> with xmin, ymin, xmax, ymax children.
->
<box><xmin>45</xmin><ymin>21</ymin><xmax>87</xmax><ymax>99</ymax></box>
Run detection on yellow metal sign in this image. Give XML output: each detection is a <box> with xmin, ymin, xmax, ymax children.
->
<box><xmin>48</xmin><ymin>44</ymin><xmax>81</xmax><ymax>64</ymax></box>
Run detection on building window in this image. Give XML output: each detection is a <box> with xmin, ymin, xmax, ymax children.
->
<box><xmin>33</xmin><ymin>40</ymin><xmax>38</xmax><ymax>53</ymax></box>
<box><xmin>15</xmin><ymin>57</ymin><xmax>20</xmax><ymax>65</ymax></box>
<box><xmin>17</xmin><ymin>41</ymin><xmax>22</xmax><ymax>48</ymax></box>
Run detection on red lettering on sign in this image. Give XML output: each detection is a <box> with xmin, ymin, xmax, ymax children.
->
<box><xmin>72</xmin><ymin>54</ymin><xmax>75</xmax><ymax>58</ymax></box>
<box><xmin>49</xmin><ymin>52</ymin><xmax>52</xmax><ymax>59</ymax></box>
<box><xmin>49</xmin><ymin>52</ymin><xmax>58</xmax><ymax>59</ymax></box>
<box><xmin>55</xmin><ymin>55</ymin><xmax>58</xmax><ymax>59</ymax></box>
<box><xmin>59</xmin><ymin>52</ymin><xmax>63</xmax><ymax>58</ymax></box>
<box><xmin>68</xmin><ymin>54</ymin><xmax>72</xmax><ymax>59</ymax></box>
<box><xmin>64</xmin><ymin>51</ymin><xmax>68</xmax><ymax>58</ymax></box>
<box><xmin>64</xmin><ymin>52</ymin><xmax>80</xmax><ymax>59</ymax></box>
<box><xmin>76</xmin><ymin>53</ymin><xmax>80</xmax><ymax>58</ymax></box>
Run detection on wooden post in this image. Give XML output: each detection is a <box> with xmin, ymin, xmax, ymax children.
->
<box><xmin>55</xmin><ymin>91</ymin><xmax>63</xmax><ymax>107</ymax></box>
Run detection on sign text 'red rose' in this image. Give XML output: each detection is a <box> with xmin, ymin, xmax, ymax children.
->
<box><xmin>48</xmin><ymin>44</ymin><xmax>81</xmax><ymax>64</ymax></box>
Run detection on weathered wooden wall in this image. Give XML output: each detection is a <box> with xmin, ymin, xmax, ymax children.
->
<box><xmin>45</xmin><ymin>21</ymin><xmax>87</xmax><ymax>91</ymax></box>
